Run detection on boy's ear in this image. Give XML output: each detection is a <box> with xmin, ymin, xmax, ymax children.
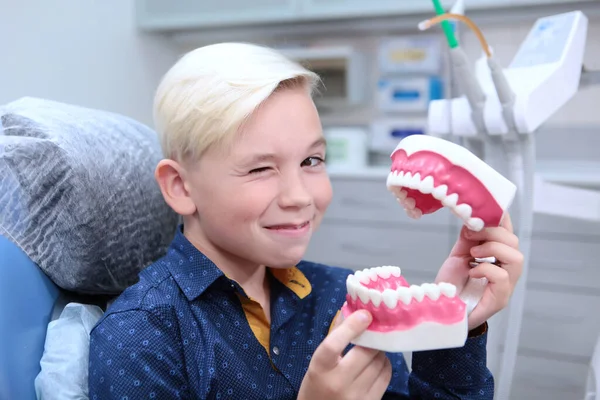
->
<box><xmin>155</xmin><ymin>159</ymin><xmax>197</xmax><ymax>216</ymax></box>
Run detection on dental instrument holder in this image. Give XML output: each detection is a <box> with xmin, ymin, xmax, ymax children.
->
<box><xmin>427</xmin><ymin>10</ymin><xmax>590</xmax><ymax>400</ymax></box>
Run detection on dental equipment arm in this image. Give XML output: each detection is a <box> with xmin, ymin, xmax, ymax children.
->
<box><xmin>428</xmin><ymin>1</ymin><xmax>489</xmax><ymax>136</ymax></box>
<box><xmin>487</xmin><ymin>45</ymin><xmax>537</xmax><ymax>400</ymax></box>
<box><xmin>422</xmin><ymin>9</ymin><xmax>590</xmax><ymax>400</ymax></box>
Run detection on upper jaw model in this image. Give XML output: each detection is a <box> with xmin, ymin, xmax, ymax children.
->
<box><xmin>341</xmin><ymin>266</ymin><xmax>467</xmax><ymax>353</ymax></box>
<box><xmin>386</xmin><ymin>134</ymin><xmax>516</xmax><ymax>231</ymax></box>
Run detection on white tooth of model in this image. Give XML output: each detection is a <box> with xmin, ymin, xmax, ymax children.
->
<box><xmin>442</xmin><ymin>193</ymin><xmax>459</xmax><ymax>208</ymax></box>
<box><xmin>409</xmin><ymin>285</ymin><xmax>425</xmax><ymax>302</ymax></box>
<box><xmin>454</xmin><ymin>203</ymin><xmax>473</xmax><ymax>220</ymax></box>
<box><xmin>382</xmin><ymin>288</ymin><xmax>399</xmax><ymax>309</ymax></box>
<box><xmin>368</xmin><ymin>289</ymin><xmax>383</xmax><ymax>307</ymax></box>
<box><xmin>420</xmin><ymin>176</ymin><xmax>435</xmax><ymax>194</ymax></box>
<box><xmin>439</xmin><ymin>282</ymin><xmax>457</xmax><ymax>298</ymax></box>
<box><xmin>432</xmin><ymin>184</ymin><xmax>448</xmax><ymax>200</ymax></box>
<box><xmin>378</xmin><ymin>267</ymin><xmax>392</xmax><ymax>279</ymax></box>
<box><xmin>396</xmin><ymin>287</ymin><xmax>412</xmax><ymax>305</ymax></box>
<box><xmin>357</xmin><ymin>285</ymin><xmax>370</xmax><ymax>304</ymax></box>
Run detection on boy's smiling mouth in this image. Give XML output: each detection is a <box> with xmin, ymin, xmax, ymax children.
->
<box><xmin>264</xmin><ymin>221</ymin><xmax>311</xmax><ymax>237</ymax></box>
<box><xmin>265</xmin><ymin>221</ymin><xmax>309</xmax><ymax>230</ymax></box>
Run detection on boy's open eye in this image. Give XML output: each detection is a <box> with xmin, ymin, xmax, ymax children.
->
<box><xmin>301</xmin><ymin>156</ymin><xmax>325</xmax><ymax>168</ymax></box>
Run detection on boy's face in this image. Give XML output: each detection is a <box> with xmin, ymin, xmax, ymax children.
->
<box><xmin>183</xmin><ymin>85</ymin><xmax>332</xmax><ymax>268</ymax></box>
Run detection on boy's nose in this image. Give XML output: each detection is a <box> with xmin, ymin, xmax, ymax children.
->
<box><xmin>278</xmin><ymin>174</ymin><xmax>312</xmax><ymax>209</ymax></box>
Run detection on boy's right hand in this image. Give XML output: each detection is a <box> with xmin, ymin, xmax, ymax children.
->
<box><xmin>298</xmin><ymin>310</ymin><xmax>392</xmax><ymax>400</ymax></box>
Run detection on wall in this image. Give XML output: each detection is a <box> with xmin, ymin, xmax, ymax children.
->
<box><xmin>0</xmin><ymin>0</ymin><xmax>180</xmax><ymax>126</ymax></box>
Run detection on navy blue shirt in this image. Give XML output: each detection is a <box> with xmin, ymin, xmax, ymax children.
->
<box><xmin>88</xmin><ymin>227</ymin><xmax>494</xmax><ymax>399</ymax></box>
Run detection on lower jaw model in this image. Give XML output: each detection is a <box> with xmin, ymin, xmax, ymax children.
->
<box><xmin>340</xmin><ymin>135</ymin><xmax>517</xmax><ymax>353</ymax></box>
<box><xmin>341</xmin><ymin>266</ymin><xmax>467</xmax><ymax>353</ymax></box>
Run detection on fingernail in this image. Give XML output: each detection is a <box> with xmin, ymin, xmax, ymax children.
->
<box><xmin>357</xmin><ymin>310</ymin><xmax>371</xmax><ymax>323</ymax></box>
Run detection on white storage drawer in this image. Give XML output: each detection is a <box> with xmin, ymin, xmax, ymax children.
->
<box><xmin>532</xmin><ymin>213</ymin><xmax>600</xmax><ymax>237</ymax></box>
<box><xmin>511</xmin><ymin>354</ymin><xmax>588</xmax><ymax>400</ymax></box>
<box><xmin>528</xmin><ymin>235</ymin><xmax>600</xmax><ymax>291</ymax></box>
<box><xmin>305</xmin><ymin>222</ymin><xmax>453</xmax><ymax>278</ymax></box>
<box><xmin>518</xmin><ymin>288</ymin><xmax>600</xmax><ymax>359</ymax></box>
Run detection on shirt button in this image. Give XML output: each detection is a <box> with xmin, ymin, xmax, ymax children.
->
<box><xmin>273</xmin><ymin>346</ymin><xmax>280</xmax><ymax>356</ymax></box>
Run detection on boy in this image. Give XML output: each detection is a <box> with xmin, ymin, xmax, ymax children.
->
<box><xmin>89</xmin><ymin>42</ymin><xmax>523</xmax><ymax>399</ymax></box>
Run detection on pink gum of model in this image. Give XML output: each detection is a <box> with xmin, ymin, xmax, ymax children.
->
<box><xmin>341</xmin><ymin>135</ymin><xmax>516</xmax><ymax>353</ymax></box>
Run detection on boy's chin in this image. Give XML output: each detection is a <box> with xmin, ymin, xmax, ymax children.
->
<box><xmin>263</xmin><ymin>247</ymin><xmax>307</xmax><ymax>269</ymax></box>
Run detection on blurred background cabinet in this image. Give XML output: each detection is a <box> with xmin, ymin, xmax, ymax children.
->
<box><xmin>135</xmin><ymin>0</ymin><xmax>300</xmax><ymax>30</ymax></box>
<box><xmin>135</xmin><ymin>0</ymin><xmax>594</xmax><ymax>31</ymax></box>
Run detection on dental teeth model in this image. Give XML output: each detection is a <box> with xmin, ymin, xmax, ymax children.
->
<box><xmin>341</xmin><ymin>266</ymin><xmax>468</xmax><ymax>353</ymax></box>
<box><xmin>386</xmin><ymin>134</ymin><xmax>516</xmax><ymax>231</ymax></box>
<box><xmin>340</xmin><ymin>135</ymin><xmax>517</xmax><ymax>352</ymax></box>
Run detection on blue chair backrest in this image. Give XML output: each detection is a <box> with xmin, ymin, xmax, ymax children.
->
<box><xmin>0</xmin><ymin>235</ymin><xmax>59</xmax><ymax>400</ymax></box>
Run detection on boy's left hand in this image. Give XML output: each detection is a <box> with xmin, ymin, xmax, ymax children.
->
<box><xmin>435</xmin><ymin>213</ymin><xmax>523</xmax><ymax>331</ymax></box>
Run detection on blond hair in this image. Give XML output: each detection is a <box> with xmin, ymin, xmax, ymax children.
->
<box><xmin>153</xmin><ymin>42</ymin><xmax>320</xmax><ymax>161</ymax></box>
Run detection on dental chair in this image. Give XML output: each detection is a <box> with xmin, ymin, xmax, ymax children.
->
<box><xmin>0</xmin><ymin>236</ymin><xmax>59</xmax><ymax>400</ymax></box>
<box><xmin>0</xmin><ymin>235</ymin><xmax>120</xmax><ymax>400</ymax></box>
<box><xmin>0</xmin><ymin>97</ymin><xmax>179</xmax><ymax>400</ymax></box>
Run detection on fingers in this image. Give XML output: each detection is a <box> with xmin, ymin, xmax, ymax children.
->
<box><xmin>468</xmin><ymin>261</ymin><xmax>513</xmax><ymax>327</ymax></box>
<box><xmin>465</xmin><ymin>226</ymin><xmax>519</xmax><ymax>249</ymax></box>
<box><xmin>472</xmin><ymin>241</ymin><xmax>523</xmax><ymax>285</ymax></box>
<box><xmin>471</xmin><ymin>241</ymin><xmax>523</xmax><ymax>264</ymax></box>
<box><xmin>365</xmin><ymin>356</ymin><xmax>393</xmax><ymax>399</ymax></box>
<box><xmin>469</xmin><ymin>262</ymin><xmax>512</xmax><ymax>300</ymax></box>
<box><xmin>312</xmin><ymin>310</ymin><xmax>372</xmax><ymax>371</ymax></box>
<box><xmin>448</xmin><ymin>226</ymin><xmax>481</xmax><ymax>256</ymax></box>
<box><xmin>435</xmin><ymin>255</ymin><xmax>470</xmax><ymax>289</ymax></box>
<box><xmin>468</xmin><ymin>262</ymin><xmax>513</xmax><ymax>326</ymax></box>
<box><xmin>330</xmin><ymin>310</ymin><xmax>343</xmax><ymax>332</ymax></box>
<box><xmin>352</xmin><ymin>352</ymin><xmax>391</xmax><ymax>396</ymax></box>
<box><xmin>339</xmin><ymin>345</ymin><xmax>383</xmax><ymax>381</ymax></box>
<box><xmin>470</xmin><ymin>241</ymin><xmax>523</xmax><ymax>285</ymax></box>
<box><xmin>500</xmin><ymin>212</ymin><xmax>514</xmax><ymax>233</ymax></box>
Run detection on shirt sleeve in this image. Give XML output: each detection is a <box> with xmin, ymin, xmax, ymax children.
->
<box><xmin>406</xmin><ymin>325</ymin><xmax>494</xmax><ymax>399</ymax></box>
<box><xmin>88</xmin><ymin>309</ymin><xmax>191</xmax><ymax>400</ymax></box>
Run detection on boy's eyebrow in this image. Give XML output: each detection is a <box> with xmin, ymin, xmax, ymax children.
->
<box><xmin>240</xmin><ymin>136</ymin><xmax>327</xmax><ymax>166</ymax></box>
<box><xmin>245</xmin><ymin>153</ymin><xmax>276</xmax><ymax>164</ymax></box>
<box><xmin>310</xmin><ymin>136</ymin><xmax>327</xmax><ymax>149</ymax></box>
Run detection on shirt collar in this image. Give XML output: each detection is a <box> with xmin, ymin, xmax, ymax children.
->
<box><xmin>166</xmin><ymin>225</ymin><xmax>313</xmax><ymax>302</ymax></box>
<box><xmin>166</xmin><ymin>226</ymin><xmax>225</xmax><ymax>301</ymax></box>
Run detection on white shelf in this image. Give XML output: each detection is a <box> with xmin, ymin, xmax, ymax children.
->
<box><xmin>328</xmin><ymin>160</ymin><xmax>600</xmax><ymax>189</ymax></box>
<box><xmin>534</xmin><ymin>160</ymin><xmax>600</xmax><ymax>189</ymax></box>
<box><xmin>167</xmin><ymin>1</ymin><xmax>600</xmax><ymax>45</ymax></box>
<box><xmin>327</xmin><ymin>166</ymin><xmax>389</xmax><ymax>179</ymax></box>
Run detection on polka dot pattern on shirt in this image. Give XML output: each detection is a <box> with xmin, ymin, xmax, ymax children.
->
<box><xmin>89</xmin><ymin>225</ymin><xmax>494</xmax><ymax>399</ymax></box>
